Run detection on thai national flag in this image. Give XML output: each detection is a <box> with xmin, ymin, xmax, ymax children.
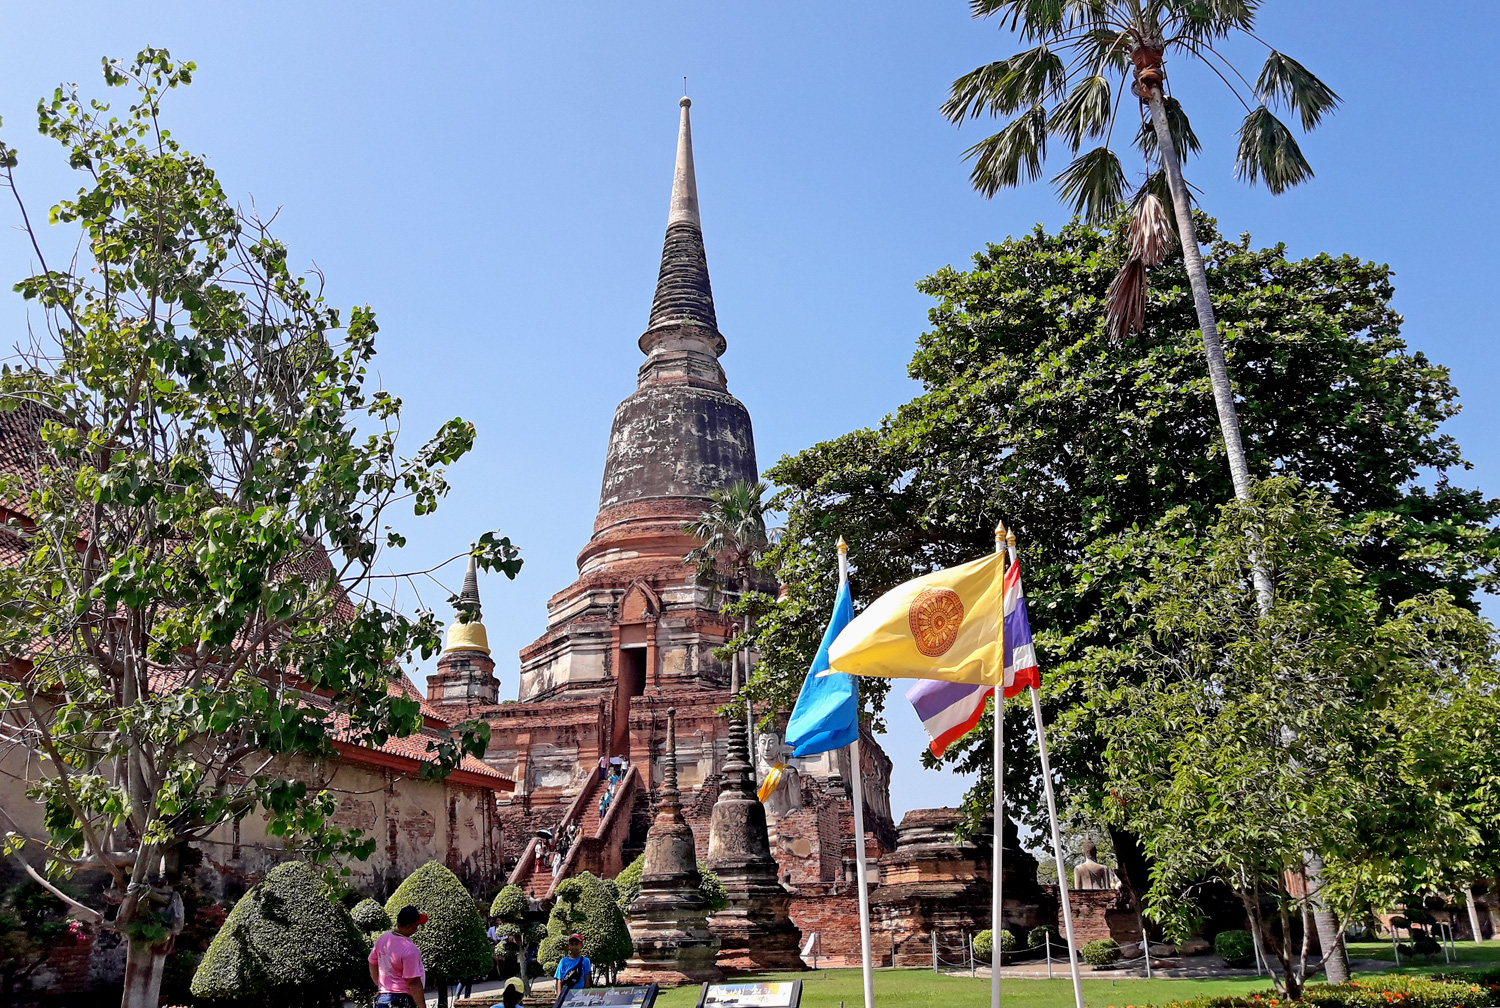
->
<box><xmin>906</xmin><ymin>555</ymin><xmax>1041</xmax><ymax>758</ymax></box>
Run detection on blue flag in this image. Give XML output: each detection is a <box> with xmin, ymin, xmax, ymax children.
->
<box><xmin>785</xmin><ymin>578</ymin><xmax>857</xmax><ymax>757</ymax></box>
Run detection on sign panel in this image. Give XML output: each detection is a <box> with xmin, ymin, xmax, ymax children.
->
<box><xmin>559</xmin><ymin>984</ymin><xmax>659</xmax><ymax>1008</ymax></box>
<box><xmin>695</xmin><ymin>980</ymin><xmax>804</xmax><ymax>1008</ymax></box>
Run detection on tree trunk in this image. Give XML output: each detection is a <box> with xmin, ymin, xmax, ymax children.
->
<box><xmin>1147</xmin><ymin>78</ymin><xmax>1351</xmax><ymax>984</ymax></box>
<box><xmin>1466</xmin><ymin>888</ymin><xmax>1485</xmax><ymax>943</ymax></box>
<box><xmin>120</xmin><ymin>937</ymin><xmax>170</xmax><ymax>1008</ymax></box>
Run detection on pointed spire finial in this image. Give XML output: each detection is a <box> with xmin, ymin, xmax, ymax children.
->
<box><xmin>459</xmin><ymin>545</ymin><xmax>481</xmax><ymax>620</ymax></box>
<box><xmin>661</xmin><ymin>708</ymin><xmax>681</xmax><ymax>807</ymax></box>
<box><xmin>668</xmin><ymin>97</ymin><xmax>700</xmax><ymax>228</ymax></box>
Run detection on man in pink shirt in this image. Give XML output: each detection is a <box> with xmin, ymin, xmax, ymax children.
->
<box><xmin>369</xmin><ymin>904</ymin><xmax>428</xmax><ymax>1007</ymax></box>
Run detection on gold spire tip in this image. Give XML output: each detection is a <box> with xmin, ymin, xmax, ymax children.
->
<box><xmin>1006</xmin><ymin>529</ymin><xmax>1017</xmax><ymax>546</ymax></box>
<box><xmin>836</xmin><ymin>536</ymin><xmax>848</xmax><ymax>553</ymax></box>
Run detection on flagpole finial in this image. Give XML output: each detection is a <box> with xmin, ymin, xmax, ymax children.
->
<box><xmin>1006</xmin><ymin>528</ymin><xmax>1017</xmax><ymax>547</ymax></box>
<box><xmin>994</xmin><ymin>521</ymin><xmax>1006</xmax><ymax>550</ymax></box>
<box><xmin>836</xmin><ymin>536</ymin><xmax>847</xmax><ymax>554</ymax></box>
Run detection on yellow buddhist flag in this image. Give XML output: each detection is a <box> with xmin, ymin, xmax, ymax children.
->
<box><xmin>826</xmin><ymin>553</ymin><xmax>1002</xmax><ymax>686</ymax></box>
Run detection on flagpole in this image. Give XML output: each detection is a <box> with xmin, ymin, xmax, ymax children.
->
<box><xmin>992</xmin><ymin>522</ymin><xmax>1006</xmax><ymax>1008</ymax></box>
<box><xmin>839</xmin><ymin>538</ymin><xmax>876</xmax><ymax>1008</ymax></box>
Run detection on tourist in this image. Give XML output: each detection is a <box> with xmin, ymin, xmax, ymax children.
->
<box><xmin>598</xmin><ymin>755</ymin><xmax>609</xmax><ymax>781</ymax></box>
<box><xmin>368</xmin><ymin>904</ymin><xmax>428</xmax><ymax>1008</ymax></box>
<box><xmin>551</xmin><ymin>847</ymin><xmax>563</xmax><ymax>879</ymax></box>
<box><xmin>598</xmin><ymin>792</ymin><xmax>610</xmax><ymax>818</ymax></box>
<box><xmin>502</xmin><ymin>977</ymin><xmax>525</xmax><ymax>1008</ymax></box>
<box><xmin>554</xmin><ymin>933</ymin><xmax>592</xmax><ymax>997</ymax></box>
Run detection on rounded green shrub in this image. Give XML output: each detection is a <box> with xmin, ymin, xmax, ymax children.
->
<box><xmin>191</xmin><ymin>860</ymin><xmax>372</xmax><ymax>1006</ymax></box>
<box><xmin>971</xmin><ymin>929</ymin><xmax>1016</xmax><ymax>963</ymax></box>
<box><xmin>385</xmin><ymin>860</ymin><xmax>491</xmax><ymax>988</ymax></box>
<box><xmin>539</xmin><ymin>872</ymin><xmax>632</xmax><ymax>980</ymax></box>
<box><xmin>351</xmin><ymin>898</ymin><xmax>389</xmax><ymax>933</ymax></box>
<box><xmin>1214</xmin><ymin>929</ymin><xmax>1255</xmax><ymax>967</ymax></box>
<box><xmin>613</xmin><ymin>855</ymin><xmax>727</xmax><ymax>914</ymax></box>
<box><xmin>1081</xmin><ymin>938</ymin><xmax>1121</xmax><ymax>966</ymax></box>
<box><xmin>1028</xmin><ymin>925</ymin><xmax>1060</xmax><ymax>948</ymax></box>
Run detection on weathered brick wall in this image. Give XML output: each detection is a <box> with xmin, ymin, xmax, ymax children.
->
<box><xmin>788</xmin><ymin>884</ymin><xmax>886</xmax><ymax>967</ymax></box>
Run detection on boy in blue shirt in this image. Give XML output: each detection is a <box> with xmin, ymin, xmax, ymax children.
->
<box><xmin>554</xmin><ymin>934</ymin><xmax>592</xmax><ymax>998</ymax></box>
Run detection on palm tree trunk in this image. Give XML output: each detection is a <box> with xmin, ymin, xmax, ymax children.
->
<box><xmin>1147</xmin><ymin>83</ymin><xmax>1349</xmax><ymax>986</ymax></box>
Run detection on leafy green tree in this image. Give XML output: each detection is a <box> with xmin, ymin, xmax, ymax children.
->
<box><xmin>539</xmin><ymin>872</ymin><xmax>632</xmax><ymax>985</ymax></box>
<box><xmin>943</xmin><ymin>0</ymin><xmax>1339</xmax><ymax>519</ymax></box>
<box><xmin>190</xmin><ymin>860</ymin><xmax>371</xmax><ymax>1008</ymax></box>
<box><xmin>1095</xmin><ymin>478</ymin><xmax>1498</xmax><ymax>997</ymax></box>
<box><xmin>489</xmin><ymin>884</ymin><xmax>545</xmax><ymax>993</ymax></box>
<box><xmin>740</xmin><ymin>220</ymin><xmax>1498</xmax><ymax>969</ymax></box>
<box><xmin>384</xmin><ymin>861</ymin><xmax>491</xmax><ymax>1008</ymax></box>
<box><xmin>0</xmin><ymin>51</ymin><xmax>519</xmax><ymax>1008</ymax></box>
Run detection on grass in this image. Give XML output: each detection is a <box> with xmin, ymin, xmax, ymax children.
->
<box><xmin>1348</xmin><ymin>939</ymin><xmax>1500</xmax><ymax>971</ymax></box>
<box><xmin>650</xmin><ymin>969</ymin><xmax>1275</xmax><ymax>1008</ymax></box>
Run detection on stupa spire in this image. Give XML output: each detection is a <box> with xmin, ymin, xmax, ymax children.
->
<box><xmin>443</xmin><ymin>548</ymin><xmax>490</xmax><ymax>655</ymax></box>
<box><xmin>458</xmin><ymin>550</ymin><xmax>482</xmax><ymax>619</ymax></box>
<box><xmin>645</xmin><ymin>96</ymin><xmax>720</xmax><ymax>343</ymax></box>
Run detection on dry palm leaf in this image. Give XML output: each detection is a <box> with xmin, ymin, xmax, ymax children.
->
<box><xmin>1106</xmin><ymin>256</ymin><xmax>1146</xmax><ymax>342</ymax></box>
<box><xmin>1128</xmin><ymin>191</ymin><xmax>1175</xmax><ymax>266</ymax></box>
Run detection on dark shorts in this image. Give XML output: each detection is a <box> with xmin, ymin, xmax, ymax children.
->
<box><xmin>375</xmin><ymin>994</ymin><xmax>419</xmax><ymax>1008</ymax></box>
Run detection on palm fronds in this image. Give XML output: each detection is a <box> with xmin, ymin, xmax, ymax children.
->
<box><xmin>964</xmin><ymin>106</ymin><xmax>1049</xmax><ymax>196</ymax></box>
<box><xmin>1053</xmin><ymin>145</ymin><xmax>1125</xmax><ymax>223</ymax></box>
<box><xmin>1106</xmin><ymin>256</ymin><xmax>1147</xmax><ymax>342</ymax></box>
<box><xmin>1256</xmin><ymin>50</ymin><xmax>1340</xmax><ymax>129</ymax></box>
<box><xmin>942</xmin><ymin>46</ymin><xmax>1065</xmax><ymax>122</ymax></box>
<box><xmin>1235</xmin><ymin>106</ymin><xmax>1314</xmax><ymax>194</ymax></box>
<box><xmin>1049</xmin><ymin>75</ymin><xmax>1113</xmax><ymax>152</ymax></box>
<box><xmin>1134</xmin><ymin>96</ymin><xmax>1201</xmax><ymax>163</ymax></box>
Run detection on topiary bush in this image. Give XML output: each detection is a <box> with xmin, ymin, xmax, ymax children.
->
<box><xmin>1028</xmin><ymin>925</ymin><xmax>1060</xmax><ymax>948</ymax></box>
<box><xmin>489</xmin><ymin>884</ymin><xmax>547</xmax><ymax>989</ymax></box>
<box><xmin>613</xmin><ymin>855</ymin><xmax>727</xmax><ymax>914</ymax></box>
<box><xmin>385</xmin><ymin>861</ymin><xmax>492</xmax><ymax>998</ymax></box>
<box><xmin>971</xmin><ymin>929</ymin><xmax>1016</xmax><ymax>963</ymax></box>
<box><xmin>1214</xmin><ymin>929</ymin><xmax>1255</xmax><ymax>967</ymax></box>
<box><xmin>350</xmin><ymin>898</ymin><xmax>389</xmax><ymax>933</ymax></box>
<box><xmin>191</xmin><ymin>860</ymin><xmax>373</xmax><ymax>1007</ymax></box>
<box><xmin>1081</xmin><ymin>938</ymin><xmax>1121</xmax><ymax>966</ymax></box>
<box><xmin>539</xmin><ymin>872</ymin><xmax>632</xmax><ymax>983</ymax></box>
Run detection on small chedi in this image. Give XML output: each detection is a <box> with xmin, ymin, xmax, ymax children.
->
<box><xmin>618</xmin><ymin>708</ymin><xmax>723</xmax><ymax>985</ymax></box>
<box><xmin>705</xmin><ymin>704</ymin><xmax>804</xmax><ymax>972</ymax></box>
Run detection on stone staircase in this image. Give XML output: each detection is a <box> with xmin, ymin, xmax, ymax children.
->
<box><xmin>505</xmin><ymin>765</ymin><xmax>642</xmax><ymax>902</ymax></box>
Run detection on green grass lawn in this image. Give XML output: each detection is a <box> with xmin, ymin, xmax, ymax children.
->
<box><xmin>651</xmin><ymin>969</ymin><xmax>1275</xmax><ymax>1008</ymax></box>
<box><xmin>1348</xmin><ymin>939</ymin><xmax>1500</xmax><ymax>971</ymax></box>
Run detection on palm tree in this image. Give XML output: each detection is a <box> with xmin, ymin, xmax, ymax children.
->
<box><xmin>683</xmin><ymin>480</ymin><xmax>771</xmax><ymax>744</ymax></box>
<box><xmin>943</xmin><ymin>1</ymin><xmax>1347</xmax><ymax>978</ymax></box>
<box><xmin>943</xmin><ymin>0</ymin><xmax>1337</xmax><ymax>570</ymax></box>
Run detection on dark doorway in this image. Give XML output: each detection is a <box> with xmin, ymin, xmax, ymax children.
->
<box><xmin>611</xmin><ymin>646</ymin><xmax>647</xmax><ymax>756</ymax></box>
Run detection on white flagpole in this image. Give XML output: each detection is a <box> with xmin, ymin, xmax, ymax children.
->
<box><xmin>992</xmin><ymin>523</ymin><xmax>1006</xmax><ymax>1008</ymax></box>
<box><xmin>1009</xmin><ymin>530</ymin><xmax>1084</xmax><ymax>1008</ymax></box>
<box><xmin>839</xmin><ymin>538</ymin><xmax>877</xmax><ymax>1008</ymax></box>
<box><xmin>1029</xmin><ymin>689</ymin><xmax>1085</xmax><ymax>1008</ymax></box>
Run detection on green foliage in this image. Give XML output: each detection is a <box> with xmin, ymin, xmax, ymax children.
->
<box><xmin>1136</xmin><ymin>976</ymin><xmax>1500</xmax><ymax>1008</ymax></box>
<box><xmin>1214</xmin><ymin>929</ymin><xmax>1254</xmax><ymax>966</ymax></box>
<box><xmin>0</xmin><ymin>47</ymin><xmax>521</xmax><ymax>969</ymax></box>
<box><xmin>350</xmin><ymin>898</ymin><xmax>389</xmax><ymax>933</ymax></box>
<box><xmin>539</xmin><ymin>872</ymin><xmax>631</xmax><ymax>979</ymax></box>
<box><xmin>1027</xmin><ymin>925</ymin><xmax>1059</xmax><ymax>948</ymax></box>
<box><xmin>1081</xmin><ymin>938</ymin><xmax>1120</xmax><ymax>966</ymax></box>
<box><xmin>1098</xmin><ymin>478</ymin><xmax>1500</xmax><ymax>980</ymax></box>
<box><xmin>972</xmin><ymin>930</ymin><xmax>993</xmax><ymax>964</ymax></box>
<box><xmin>191</xmin><ymin>860</ymin><xmax>371</xmax><ymax>1006</ymax></box>
<box><xmin>384</xmin><ymin>861</ymin><xmax>491</xmax><ymax>986</ymax></box>
<box><xmin>613</xmin><ymin>855</ymin><xmax>728</xmax><ymax>915</ymax></box>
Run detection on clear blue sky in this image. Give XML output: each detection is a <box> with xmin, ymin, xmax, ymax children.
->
<box><xmin>2</xmin><ymin>2</ymin><xmax>1496</xmax><ymax>821</ymax></box>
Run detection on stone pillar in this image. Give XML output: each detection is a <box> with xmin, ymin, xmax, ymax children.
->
<box><xmin>619</xmin><ymin>708</ymin><xmax>723</xmax><ymax>985</ymax></box>
<box><xmin>706</xmin><ymin>702</ymin><xmax>805</xmax><ymax>972</ymax></box>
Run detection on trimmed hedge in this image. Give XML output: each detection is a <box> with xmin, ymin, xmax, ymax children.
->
<box><xmin>1215</xmin><ymin>929</ymin><xmax>1254</xmax><ymax>967</ymax></box>
<box><xmin>350</xmin><ymin>898</ymin><xmax>389</xmax><ymax>933</ymax></box>
<box><xmin>385</xmin><ymin>860</ymin><xmax>491</xmax><ymax>986</ymax></box>
<box><xmin>972</xmin><ymin>929</ymin><xmax>1017</xmax><ymax>964</ymax></box>
<box><xmin>1029</xmin><ymin>925</ymin><xmax>1060</xmax><ymax>948</ymax></box>
<box><xmin>191</xmin><ymin>861</ymin><xmax>372</xmax><ymax>1006</ymax></box>
<box><xmin>1081</xmin><ymin>938</ymin><xmax>1121</xmax><ymax>966</ymax></box>
<box><xmin>539</xmin><ymin>872</ymin><xmax>632</xmax><ymax>979</ymax></box>
<box><xmin>1114</xmin><ymin>975</ymin><xmax>1500</xmax><ymax>1008</ymax></box>
<box><xmin>613</xmin><ymin>855</ymin><xmax>727</xmax><ymax>914</ymax></box>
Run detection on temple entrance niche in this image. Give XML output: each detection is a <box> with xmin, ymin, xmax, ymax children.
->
<box><xmin>611</xmin><ymin>583</ymin><xmax>659</xmax><ymax>756</ymax></box>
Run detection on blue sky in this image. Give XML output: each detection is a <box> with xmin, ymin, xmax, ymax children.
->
<box><xmin>2</xmin><ymin>2</ymin><xmax>1496</xmax><ymax>820</ymax></box>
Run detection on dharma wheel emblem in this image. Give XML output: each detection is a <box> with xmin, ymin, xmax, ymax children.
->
<box><xmin>908</xmin><ymin>586</ymin><xmax>964</xmax><ymax>658</ymax></box>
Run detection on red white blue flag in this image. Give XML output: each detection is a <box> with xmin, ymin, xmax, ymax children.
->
<box><xmin>906</xmin><ymin>555</ymin><xmax>1041</xmax><ymax>758</ymax></box>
